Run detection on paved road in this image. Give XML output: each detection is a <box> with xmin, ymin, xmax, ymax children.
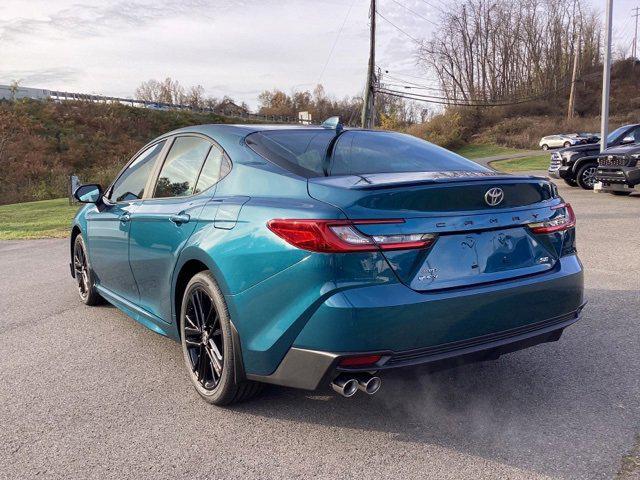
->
<box><xmin>1</xmin><ymin>180</ymin><xmax>639</xmax><ymax>480</ymax></box>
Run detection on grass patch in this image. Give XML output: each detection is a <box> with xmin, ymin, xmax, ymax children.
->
<box><xmin>0</xmin><ymin>198</ymin><xmax>80</xmax><ymax>240</ymax></box>
<box><xmin>617</xmin><ymin>434</ymin><xmax>640</xmax><ymax>479</ymax></box>
<box><xmin>454</xmin><ymin>143</ymin><xmax>522</xmax><ymax>159</ymax></box>
<box><xmin>491</xmin><ymin>154</ymin><xmax>549</xmax><ymax>172</ymax></box>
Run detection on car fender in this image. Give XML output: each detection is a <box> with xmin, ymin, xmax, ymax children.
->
<box><xmin>170</xmin><ymin>243</ymin><xmax>248</xmax><ymax>381</ymax></box>
<box><xmin>171</xmin><ymin>244</ymin><xmax>230</xmax><ymax>311</ymax></box>
<box><xmin>69</xmin><ymin>204</ymin><xmax>92</xmax><ymax>273</ymax></box>
<box><xmin>571</xmin><ymin>155</ymin><xmax>599</xmax><ymax>173</ymax></box>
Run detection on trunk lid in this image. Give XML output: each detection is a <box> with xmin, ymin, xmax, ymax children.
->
<box><xmin>308</xmin><ymin>171</ymin><xmax>562</xmax><ymax>291</ymax></box>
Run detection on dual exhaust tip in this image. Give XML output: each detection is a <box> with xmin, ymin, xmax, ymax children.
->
<box><xmin>331</xmin><ymin>373</ymin><xmax>381</xmax><ymax>397</ymax></box>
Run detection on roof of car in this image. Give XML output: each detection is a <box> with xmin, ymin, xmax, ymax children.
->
<box><xmin>165</xmin><ymin>123</ymin><xmax>347</xmax><ymax>138</ymax></box>
<box><xmin>148</xmin><ymin>123</ymin><xmax>366</xmax><ymax>159</ymax></box>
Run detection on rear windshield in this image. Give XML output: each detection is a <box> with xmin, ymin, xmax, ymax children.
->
<box><xmin>245</xmin><ymin>129</ymin><xmax>335</xmax><ymax>177</ymax></box>
<box><xmin>245</xmin><ymin>129</ymin><xmax>485</xmax><ymax>178</ymax></box>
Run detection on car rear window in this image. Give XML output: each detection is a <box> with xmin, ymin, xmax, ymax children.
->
<box><xmin>246</xmin><ymin>129</ymin><xmax>485</xmax><ymax>178</ymax></box>
<box><xmin>331</xmin><ymin>131</ymin><xmax>485</xmax><ymax>176</ymax></box>
<box><xmin>245</xmin><ymin>129</ymin><xmax>335</xmax><ymax>177</ymax></box>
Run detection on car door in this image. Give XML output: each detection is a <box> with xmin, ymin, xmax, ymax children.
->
<box><xmin>86</xmin><ymin>140</ymin><xmax>167</xmax><ymax>303</ymax></box>
<box><xmin>128</xmin><ymin>135</ymin><xmax>226</xmax><ymax>323</ymax></box>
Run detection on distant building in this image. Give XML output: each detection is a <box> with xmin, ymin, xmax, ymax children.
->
<box><xmin>216</xmin><ymin>99</ymin><xmax>249</xmax><ymax>116</ymax></box>
<box><xmin>0</xmin><ymin>85</ymin><xmax>51</xmax><ymax>100</ymax></box>
<box><xmin>298</xmin><ymin>111</ymin><xmax>312</xmax><ymax>125</ymax></box>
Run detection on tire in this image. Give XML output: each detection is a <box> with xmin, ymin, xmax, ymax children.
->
<box><xmin>73</xmin><ymin>235</ymin><xmax>102</xmax><ymax>306</ymax></box>
<box><xmin>575</xmin><ymin>163</ymin><xmax>598</xmax><ymax>190</ymax></box>
<box><xmin>180</xmin><ymin>271</ymin><xmax>262</xmax><ymax>405</ymax></box>
<box><xmin>563</xmin><ymin>141</ymin><xmax>571</xmax><ymax>148</ymax></box>
<box><xmin>563</xmin><ymin>178</ymin><xmax>578</xmax><ymax>187</ymax></box>
<box><xmin>542</xmin><ymin>144</ymin><xmax>549</xmax><ymax>151</ymax></box>
<box><xmin>611</xmin><ymin>191</ymin><xmax>632</xmax><ymax>196</ymax></box>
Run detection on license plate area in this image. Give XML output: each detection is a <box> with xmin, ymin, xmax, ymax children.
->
<box><xmin>410</xmin><ymin>228</ymin><xmax>556</xmax><ymax>291</ymax></box>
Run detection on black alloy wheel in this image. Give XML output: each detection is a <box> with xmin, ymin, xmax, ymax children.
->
<box><xmin>180</xmin><ymin>271</ymin><xmax>262</xmax><ymax>405</ymax></box>
<box><xmin>73</xmin><ymin>235</ymin><xmax>101</xmax><ymax>305</ymax></box>
<box><xmin>74</xmin><ymin>242</ymin><xmax>90</xmax><ymax>301</ymax></box>
<box><xmin>183</xmin><ymin>287</ymin><xmax>225</xmax><ymax>390</ymax></box>
<box><xmin>576</xmin><ymin>164</ymin><xmax>598</xmax><ymax>189</ymax></box>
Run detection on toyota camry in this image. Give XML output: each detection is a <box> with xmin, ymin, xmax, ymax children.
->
<box><xmin>70</xmin><ymin>120</ymin><xmax>585</xmax><ymax>405</ymax></box>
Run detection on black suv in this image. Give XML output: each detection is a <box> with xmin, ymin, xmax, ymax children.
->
<box><xmin>548</xmin><ymin>123</ymin><xmax>640</xmax><ymax>189</ymax></box>
<box><xmin>595</xmin><ymin>143</ymin><xmax>640</xmax><ymax>196</ymax></box>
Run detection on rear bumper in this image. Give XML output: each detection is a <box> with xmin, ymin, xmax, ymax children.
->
<box><xmin>248</xmin><ymin>306</ymin><xmax>584</xmax><ymax>390</ymax></box>
<box><xmin>248</xmin><ymin>255</ymin><xmax>584</xmax><ymax>390</ymax></box>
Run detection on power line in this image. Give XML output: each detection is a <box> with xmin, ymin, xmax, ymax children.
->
<box><xmin>317</xmin><ymin>0</ymin><xmax>356</xmax><ymax>84</ymax></box>
<box><xmin>378</xmin><ymin>87</ymin><xmax>574</xmax><ymax>107</ymax></box>
<box><xmin>387</xmin><ymin>0</ymin><xmax>437</xmax><ymax>26</ymax></box>
<box><xmin>379</xmin><ymin>72</ymin><xmax>442</xmax><ymax>88</ymax></box>
<box><xmin>377</xmin><ymin>89</ymin><xmax>495</xmax><ymax>106</ymax></box>
<box><xmin>377</xmin><ymin>68</ymin><xmax>440</xmax><ymax>84</ymax></box>
<box><xmin>417</xmin><ymin>0</ymin><xmax>446</xmax><ymax>14</ymax></box>
<box><xmin>375</xmin><ymin>9</ymin><xmax>423</xmax><ymax>45</ymax></box>
<box><xmin>377</xmin><ymin>71</ymin><xmax>599</xmax><ymax>107</ymax></box>
<box><xmin>379</xmin><ymin>81</ymin><xmax>445</xmax><ymax>92</ymax></box>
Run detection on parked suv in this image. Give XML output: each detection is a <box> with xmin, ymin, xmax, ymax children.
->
<box><xmin>539</xmin><ymin>134</ymin><xmax>582</xmax><ymax>150</ymax></box>
<box><xmin>548</xmin><ymin>124</ymin><xmax>640</xmax><ymax>189</ymax></box>
<box><xmin>594</xmin><ymin>143</ymin><xmax>640</xmax><ymax>196</ymax></box>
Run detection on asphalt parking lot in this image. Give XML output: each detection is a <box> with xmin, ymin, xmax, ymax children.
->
<box><xmin>1</xmin><ymin>177</ymin><xmax>639</xmax><ymax>479</ymax></box>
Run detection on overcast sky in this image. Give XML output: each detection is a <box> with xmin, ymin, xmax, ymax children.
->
<box><xmin>1</xmin><ymin>0</ymin><xmax>638</xmax><ymax>109</ymax></box>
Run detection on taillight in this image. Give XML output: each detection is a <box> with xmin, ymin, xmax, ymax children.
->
<box><xmin>267</xmin><ymin>219</ymin><xmax>437</xmax><ymax>253</ymax></box>
<box><xmin>339</xmin><ymin>354</ymin><xmax>382</xmax><ymax>367</ymax></box>
<box><xmin>528</xmin><ymin>203</ymin><xmax>576</xmax><ymax>234</ymax></box>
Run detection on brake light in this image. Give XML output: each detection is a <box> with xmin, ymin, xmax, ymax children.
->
<box><xmin>339</xmin><ymin>355</ymin><xmax>382</xmax><ymax>367</ymax></box>
<box><xmin>267</xmin><ymin>219</ymin><xmax>436</xmax><ymax>253</ymax></box>
<box><xmin>528</xmin><ymin>203</ymin><xmax>576</xmax><ymax>234</ymax></box>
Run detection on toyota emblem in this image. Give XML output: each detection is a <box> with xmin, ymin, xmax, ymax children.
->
<box><xmin>484</xmin><ymin>187</ymin><xmax>504</xmax><ymax>206</ymax></box>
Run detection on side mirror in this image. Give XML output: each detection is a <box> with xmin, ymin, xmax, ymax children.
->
<box><xmin>621</xmin><ymin>136</ymin><xmax>635</xmax><ymax>145</ymax></box>
<box><xmin>74</xmin><ymin>184</ymin><xmax>103</xmax><ymax>204</ymax></box>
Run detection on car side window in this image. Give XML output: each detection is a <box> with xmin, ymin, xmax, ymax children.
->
<box><xmin>154</xmin><ymin>136</ymin><xmax>211</xmax><ymax>198</ymax></box>
<box><xmin>110</xmin><ymin>141</ymin><xmax>165</xmax><ymax>202</ymax></box>
<box><xmin>194</xmin><ymin>145</ymin><xmax>225</xmax><ymax>194</ymax></box>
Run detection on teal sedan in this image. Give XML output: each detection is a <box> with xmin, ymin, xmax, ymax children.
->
<box><xmin>70</xmin><ymin>121</ymin><xmax>584</xmax><ymax>405</ymax></box>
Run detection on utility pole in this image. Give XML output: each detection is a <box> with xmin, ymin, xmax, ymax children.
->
<box><xmin>633</xmin><ymin>7</ymin><xmax>640</xmax><ymax>60</ymax></box>
<box><xmin>600</xmin><ymin>0</ymin><xmax>614</xmax><ymax>153</ymax></box>
<box><xmin>568</xmin><ymin>31</ymin><xmax>580</xmax><ymax>119</ymax></box>
<box><xmin>361</xmin><ymin>0</ymin><xmax>376</xmax><ymax>129</ymax></box>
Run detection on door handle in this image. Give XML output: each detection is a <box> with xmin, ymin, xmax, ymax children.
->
<box><xmin>119</xmin><ymin>214</ymin><xmax>131</xmax><ymax>223</ymax></box>
<box><xmin>169</xmin><ymin>213</ymin><xmax>190</xmax><ymax>225</ymax></box>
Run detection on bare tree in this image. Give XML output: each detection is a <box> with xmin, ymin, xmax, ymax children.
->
<box><xmin>135</xmin><ymin>77</ymin><xmax>185</xmax><ymax>105</ymax></box>
<box><xmin>418</xmin><ymin>0</ymin><xmax>601</xmax><ymax>105</ymax></box>
<box><xmin>9</xmin><ymin>79</ymin><xmax>22</xmax><ymax>101</ymax></box>
<box><xmin>135</xmin><ymin>79</ymin><xmax>161</xmax><ymax>103</ymax></box>
<box><xmin>185</xmin><ymin>85</ymin><xmax>205</xmax><ymax>108</ymax></box>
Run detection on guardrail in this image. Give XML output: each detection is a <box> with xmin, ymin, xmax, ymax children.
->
<box><xmin>47</xmin><ymin>90</ymin><xmax>303</xmax><ymax>124</ymax></box>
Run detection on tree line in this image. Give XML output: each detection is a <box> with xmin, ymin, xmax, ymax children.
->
<box><xmin>418</xmin><ymin>0</ymin><xmax>602</xmax><ymax>105</ymax></box>
<box><xmin>135</xmin><ymin>78</ymin><xmax>424</xmax><ymax>127</ymax></box>
<box><xmin>135</xmin><ymin>77</ymin><xmax>251</xmax><ymax>114</ymax></box>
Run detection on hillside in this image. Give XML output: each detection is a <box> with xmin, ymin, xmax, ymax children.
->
<box><xmin>406</xmin><ymin>58</ymin><xmax>640</xmax><ymax>151</ymax></box>
<box><xmin>2</xmin><ymin>58</ymin><xmax>640</xmax><ymax>205</ymax></box>
<box><xmin>0</xmin><ymin>100</ymin><xmax>241</xmax><ymax>205</ymax></box>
